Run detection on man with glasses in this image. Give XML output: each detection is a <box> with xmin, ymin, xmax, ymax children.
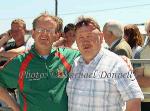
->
<box><xmin>25</xmin><ymin>16</ymin><xmax>65</xmax><ymax>50</ymax></box>
<box><xmin>0</xmin><ymin>13</ymin><xmax>80</xmax><ymax>111</ymax></box>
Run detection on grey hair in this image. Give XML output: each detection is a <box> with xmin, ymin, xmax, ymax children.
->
<box><xmin>104</xmin><ymin>20</ymin><xmax>124</xmax><ymax>39</ymax></box>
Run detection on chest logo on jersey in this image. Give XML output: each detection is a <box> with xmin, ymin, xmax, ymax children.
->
<box><xmin>57</xmin><ymin>68</ymin><xmax>65</xmax><ymax>78</ymax></box>
<box><xmin>24</xmin><ymin>71</ymin><xmax>48</xmax><ymax>81</ymax></box>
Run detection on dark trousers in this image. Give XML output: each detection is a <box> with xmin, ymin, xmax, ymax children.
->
<box><xmin>141</xmin><ymin>102</ymin><xmax>150</xmax><ymax>111</ymax></box>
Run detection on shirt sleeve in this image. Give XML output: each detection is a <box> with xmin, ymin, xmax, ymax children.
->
<box><xmin>65</xmin><ymin>49</ymin><xmax>80</xmax><ymax>76</ymax></box>
<box><xmin>65</xmin><ymin>48</ymin><xmax>80</xmax><ymax>64</ymax></box>
<box><xmin>25</xmin><ymin>37</ymin><xmax>34</xmax><ymax>50</ymax></box>
<box><xmin>0</xmin><ymin>57</ymin><xmax>21</xmax><ymax>88</ymax></box>
<box><xmin>114</xmin><ymin>57</ymin><xmax>144</xmax><ymax>101</ymax></box>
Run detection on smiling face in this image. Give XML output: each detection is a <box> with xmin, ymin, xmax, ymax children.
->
<box><xmin>32</xmin><ymin>16</ymin><xmax>58</xmax><ymax>51</ymax></box>
<box><xmin>76</xmin><ymin>24</ymin><xmax>103</xmax><ymax>63</ymax></box>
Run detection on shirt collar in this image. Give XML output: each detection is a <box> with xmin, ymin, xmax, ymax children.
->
<box><xmin>110</xmin><ymin>38</ymin><xmax>120</xmax><ymax>49</ymax></box>
<box><xmin>30</xmin><ymin>44</ymin><xmax>56</xmax><ymax>59</ymax></box>
<box><xmin>78</xmin><ymin>48</ymin><xmax>104</xmax><ymax>65</ymax></box>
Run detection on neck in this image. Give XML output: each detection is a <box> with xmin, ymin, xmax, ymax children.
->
<box><xmin>83</xmin><ymin>48</ymin><xmax>101</xmax><ymax>64</ymax></box>
<box><xmin>110</xmin><ymin>37</ymin><xmax>120</xmax><ymax>48</ymax></box>
<box><xmin>84</xmin><ymin>58</ymin><xmax>92</xmax><ymax>64</ymax></box>
<box><xmin>16</xmin><ymin>41</ymin><xmax>25</xmax><ymax>47</ymax></box>
<box><xmin>65</xmin><ymin>41</ymin><xmax>73</xmax><ymax>48</ymax></box>
<box><xmin>35</xmin><ymin>46</ymin><xmax>51</xmax><ymax>56</ymax></box>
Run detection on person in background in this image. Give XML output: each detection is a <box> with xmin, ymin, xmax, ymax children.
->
<box><xmin>124</xmin><ymin>24</ymin><xmax>143</xmax><ymax>58</ymax></box>
<box><xmin>63</xmin><ymin>23</ymin><xmax>76</xmax><ymax>48</ymax></box>
<box><xmin>0</xmin><ymin>13</ymin><xmax>80</xmax><ymax>111</ymax></box>
<box><xmin>103</xmin><ymin>20</ymin><xmax>132</xmax><ymax>58</ymax></box>
<box><xmin>134</xmin><ymin>20</ymin><xmax>150</xmax><ymax>111</ymax></box>
<box><xmin>143</xmin><ymin>20</ymin><xmax>150</xmax><ymax>46</ymax></box>
<box><xmin>0</xmin><ymin>19</ymin><xmax>30</xmax><ymax>65</ymax></box>
<box><xmin>67</xmin><ymin>16</ymin><xmax>143</xmax><ymax>111</ymax></box>
<box><xmin>0</xmin><ymin>19</ymin><xmax>27</xmax><ymax>50</ymax></box>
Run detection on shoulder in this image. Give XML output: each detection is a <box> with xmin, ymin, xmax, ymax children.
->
<box><xmin>140</xmin><ymin>45</ymin><xmax>150</xmax><ymax>58</ymax></box>
<box><xmin>118</xmin><ymin>39</ymin><xmax>131</xmax><ymax>49</ymax></box>
<box><xmin>114</xmin><ymin>39</ymin><xmax>131</xmax><ymax>52</ymax></box>
<box><xmin>8</xmin><ymin>50</ymin><xmax>32</xmax><ymax>63</ymax></box>
<box><xmin>115</xmin><ymin>41</ymin><xmax>132</xmax><ymax>58</ymax></box>
<box><xmin>0</xmin><ymin>51</ymin><xmax>29</xmax><ymax>70</ymax></box>
<box><xmin>55</xmin><ymin>47</ymin><xmax>80</xmax><ymax>56</ymax></box>
<box><xmin>103</xmin><ymin>48</ymin><xmax>130</xmax><ymax>65</ymax></box>
<box><xmin>74</xmin><ymin>55</ymin><xmax>82</xmax><ymax>63</ymax></box>
<box><xmin>103</xmin><ymin>48</ymin><xmax>122</xmax><ymax>60</ymax></box>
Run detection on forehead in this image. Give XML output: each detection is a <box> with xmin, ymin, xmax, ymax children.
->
<box><xmin>147</xmin><ymin>24</ymin><xmax>150</xmax><ymax>30</ymax></box>
<box><xmin>11</xmin><ymin>23</ymin><xmax>24</xmax><ymax>29</ymax></box>
<box><xmin>103</xmin><ymin>25</ymin><xmax>108</xmax><ymax>31</ymax></box>
<box><xmin>66</xmin><ymin>30</ymin><xmax>75</xmax><ymax>34</ymax></box>
<box><xmin>76</xmin><ymin>25</ymin><xmax>98</xmax><ymax>34</ymax></box>
<box><xmin>36</xmin><ymin>16</ymin><xmax>57</xmax><ymax>27</ymax></box>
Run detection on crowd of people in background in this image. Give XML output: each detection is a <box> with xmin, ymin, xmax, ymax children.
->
<box><xmin>0</xmin><ymin>12</ymin><xmax>150</xmax><ymax>111</ymax></box>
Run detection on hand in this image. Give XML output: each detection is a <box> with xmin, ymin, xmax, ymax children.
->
<box><xmin>121</xmin><ymin>56</ymin><xmax>133</xmax><ymax>71</ymax></box>
<box><xmin>0</xmin><ymin>47</ymin><xmax>4</xmax><ymax>52</ymax></box>
<box><xmin>11</xmin><ymin>105</ymin><xmax>20</xmax><ymax>111</ymax></box>
<box><xmin>133</xmin><ymin>67</ymin><xmax>144</xmax><ymax>77</ymax></box>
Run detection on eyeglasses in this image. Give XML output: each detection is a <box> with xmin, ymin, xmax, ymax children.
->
<box><xmin>34</xmin><ymin>28</ymin><xmax>55</xmax><ymax>34</ymax></box>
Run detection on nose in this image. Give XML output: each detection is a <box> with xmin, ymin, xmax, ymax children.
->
<box><xmin>83</xmin><ymin>40</ymin><xmax>90</xmax><ymax>44</ymax></box>
<box><xmin>41</xmin><ymin>30</ymin><xmax>48</xmax><ymax>34</ymax></box>
<box><xmin>41</xmin><ymin>31</ymin><xmax>49</xmax><ymax>36</ymax></box>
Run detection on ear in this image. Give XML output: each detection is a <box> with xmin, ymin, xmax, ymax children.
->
<box><xmin>61</xmin><ymin>32</ymin><xmax>65</xmax><ymax>37</ymax></box>
<box><xmin>99</xmin><ymin>32</ymin><xmax>104</xmax><ymax>42</ymax></box>
<box><xmin>32</xmin><ymin>30</ymin><xmax>35</xmax><ymax>39</ymax></box>
<box><xmin>53</xmin><ymin>32</ymin><xmax>60</xmax><ymax>42</ymax></box>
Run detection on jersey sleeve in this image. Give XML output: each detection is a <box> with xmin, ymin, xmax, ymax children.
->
<box><xmin>66</xmin><ymin>49</ymin><xmax>80</xmax><ymax>62</ymax></box>
<box><xmin>0</xmin><ymin>57</ymin><xmax>21</xmax><ymax>88</ymax></box>
<box><xmin>58</xmin><ymin>48</ymin><xmax>80</xmax><ymax>76</ymax></box>
<box><xmin>66</xmin><ymin>49</ymin><xmax>80</xmax><ymax>70</ymax></box>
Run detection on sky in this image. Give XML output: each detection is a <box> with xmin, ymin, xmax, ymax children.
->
<box><xmin>0</xmin><ymin>0</ymin><xmax>150</xmax><ymax>33</ymax></box>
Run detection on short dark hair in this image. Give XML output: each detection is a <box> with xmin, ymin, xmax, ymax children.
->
<box><xmin>75</xmin><ymin>16</ymin><xmax>101</xmax><ymax>31</ymax></box>
<box><xmin>64</xmin><ymin>23</ymin><xmax>75</xmax><ymax>33</ymax></box>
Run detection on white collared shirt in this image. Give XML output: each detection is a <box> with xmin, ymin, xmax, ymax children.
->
<box><xmin>67</xmin><ymin>48</ymin><xmax>144</xmax><ymax>111</ymax></box>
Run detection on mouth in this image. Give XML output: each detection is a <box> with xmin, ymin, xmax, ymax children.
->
<box><xmin>82</xmin><ymin>44</ymin><xmax>91</xmax><ymax>50</ymax></box>
<box><xmin>40</xmin><ymin>36</ymin><xmax>48</xmax><ymax>40</ymax></box>
<box><xmin>38</xmin><ymin>36</ymin><xmax>50</xmax><ymax>45</ymax></box>
<box><xmin>84</xmin><ymin>45</ymin><xmax>90</xmax><ymax>49</ymax></box>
